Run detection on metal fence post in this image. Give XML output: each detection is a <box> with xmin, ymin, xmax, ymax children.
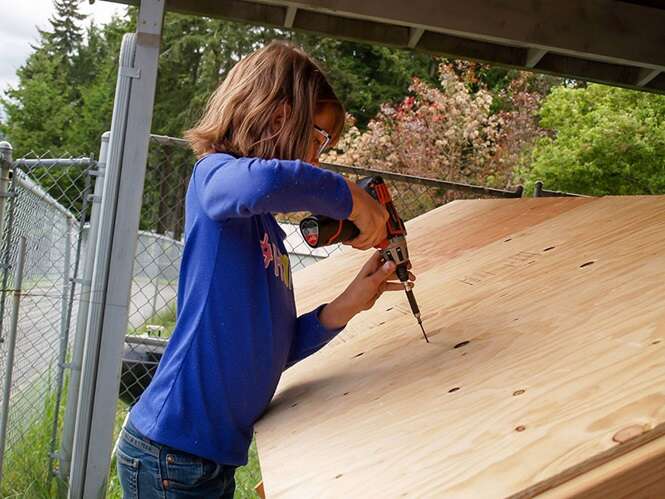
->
<box><xmin>0</xmin><ymin>236</ymin><xmax>27</xmax><ymax>485</ymax></box>
<box><xmin>69</xmin><ymin>1</ymin><xmax>165</xmax><ymax>496</ymax></box>
<box><xmin>0</xmin><ymin>142</ymin><xmax>13</xmax><ymax>342</ymax></box>
<box><xmin>0</xmin><ymin>142</ymin><xmax>12</xmax><ymax>239</ymax></box>
<box><xmin>534</xmin><ymin>180</ymin><xmax>544</xmax><ymax>197</ymax></box>
<box><xmin>59</xmin><ymin>134</ymin><xmax>109</xmax><ymax>483</ymax></box>
<box><xmin>48</xmin><ymin>214</ymin><xmax>72</xmax><ymax>484</ymax></box>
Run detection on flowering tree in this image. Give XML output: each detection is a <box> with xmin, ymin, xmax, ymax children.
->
<box><xmin>324</xmin><ymin>62</ymin><xmax>548</xmax><ymax>189</ymax></box>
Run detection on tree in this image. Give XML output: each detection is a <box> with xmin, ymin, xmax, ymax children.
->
<box><xmin>324</xmin><ymin>62</ymin><xmax>549</xmax><ymax>188</ymax></box>
<box><xmin>519</xmin><ymin>84</ymin><xmax>665</xmax><ymax>195</ymax></box>
<box><xmin>1</xmin><ymin>50</ymin><xmax>76</xmax><ymax>156</ymax></box>
<box><xmin>40</xmin><ymin>0</ymin><xmax>87</xmax><ymax>58</ymax></box>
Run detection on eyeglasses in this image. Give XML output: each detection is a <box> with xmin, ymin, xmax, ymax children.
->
<box><xmin>313</xmin><ymin>125</ymin><xmax>332</xmax><ymax>158</ymax></box>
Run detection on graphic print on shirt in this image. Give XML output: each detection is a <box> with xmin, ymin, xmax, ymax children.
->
<box><xmin>260</xmin><ymin>232</ymin><xmax>292</xmax><ymax>289</ymax></box>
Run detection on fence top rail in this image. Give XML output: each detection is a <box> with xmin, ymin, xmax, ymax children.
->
<box><xmin>124</xmin><ymin>335</ymin><xmax>168</xmax><ymax>347</ymax></box>
<box><xmin>322</xmin><ymin>162</ymin><xmax>524</xmax><ymax>198</ymax></box>
<box><xmin>143</xmin><ymin>132</ymin><xmax>524</xmax><ymax>198</ymax></box>
<box><xmin>13</xmin><ymin>158</ymin><xmax>96</xmax><ymax>169</ymax></box>
<box><xmin>149</xmin><ymin>134</ymin><xmax>189</xmax><ymax>148</ymax></box>
<box><xmin>145</xmin><ymin>132</ymin><xmax>527</xmax><ymax>198</ymax></box>
<box><xmin>136</xmin><ymin>229</ymin><xmax>185</xmax><ymax>247</ymax></box>
<box><xmin>533</xmin><ymin>180</ymin><xmax>591</xmax><ymax>198</ymax></box>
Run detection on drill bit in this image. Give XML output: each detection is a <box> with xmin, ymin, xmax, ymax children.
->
<box><xmin>403</xmin><ymin>282</ymin><xmax>429</xmax><ymax>343</ymax></box>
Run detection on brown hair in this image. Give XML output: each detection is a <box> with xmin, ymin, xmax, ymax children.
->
<box><xmin>185</xmin><ymin>40</ymin><xmax>344</xmax><ymax>159</ymax></box>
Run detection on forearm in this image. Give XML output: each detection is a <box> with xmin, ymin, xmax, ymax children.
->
<box><xmin>318</xmin><ymin>291</ymin><xmax>360</xmax><ymax>330</ymax></box>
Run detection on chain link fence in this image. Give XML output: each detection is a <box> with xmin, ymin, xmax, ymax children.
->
<box><xmin>0</xmin><ymin>148</ymin><xmax>97</xmax><ymax>494</ymax></box>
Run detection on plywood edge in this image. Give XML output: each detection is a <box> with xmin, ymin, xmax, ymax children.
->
<box><xmin>510</xmin><ymin>423</ymin><xmax>665</xmax><ymax>498</ymax></box>
<box><xmin>536</xmin><ymin>432</ymin><xmax>665</xmax><ymax>499</ymax></box>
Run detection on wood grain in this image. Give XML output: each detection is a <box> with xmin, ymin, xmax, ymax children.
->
<box><xmin>538</xmin><ymin>435</ymin><xmax>665</xmax><ymax>499</ymax></box>
<box><xmin>257</xmin><ymin>196</ymin><xmax>665</xmax><ymax>498</ymax></box>
<box><xmin>293</xmin><ymin>197</ymin><xmax>591</xmax><ymax>348</ymax></box>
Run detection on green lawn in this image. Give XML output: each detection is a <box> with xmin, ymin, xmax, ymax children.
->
<box><xmin>1</xmin><ymin>381</ymin><xmax>262</xmax><ymax>498</ymax></box>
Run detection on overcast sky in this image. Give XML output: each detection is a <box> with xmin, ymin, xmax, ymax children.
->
<box><xmin>0</xmin><ymin>0</ymin><xmax>127</xmax><ymax>94</ymax></box>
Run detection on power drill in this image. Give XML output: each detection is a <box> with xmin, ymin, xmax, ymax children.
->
<box><xmin>299</xmin><ymin>176</ymin><xmax>429</xmax><ymax>342</ymax></box>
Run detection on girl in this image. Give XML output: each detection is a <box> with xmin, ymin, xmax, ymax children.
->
<box><xmin>117</xmin><ymin>40</ymin><xmax>412</xmax><ymax>498</ymax></box>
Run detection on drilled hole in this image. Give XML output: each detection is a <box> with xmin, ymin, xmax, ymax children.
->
<box><xmin>454</xmin><ymin>340</ymin><xmax>470</xmax><ymax>349</ymax></box>
<box><xmin>353</xmin><ymin>352</ymin><xmax>365</xmax><ymax>359</ymax></box>
<box><xmin>543</xmin><ymin>246</ymin><xmax>555</xmax><ymax>252</ymax></box>
<box><xmin>335</xmin><ymin>474</ymin><xmax>343</xmax><ymax>479</ymax></box>
<box><xmin>653</xmin><ymin>340</ymin><xmax>661</xmax><ymax>345</ymax></box>
<box><xmin>504</xmin><ymin>238</ymin><xmax>512</xmax><ymax>242</ymax></box>
<box><xmin>448</xmin><ymin>387</ymin><xmax>460</xmax><ymax>393</ymax></box>
<box><xmin>291</xmin><ymin>403</ymin><xmax>298</xmax><ymax>408</ymax></box>
<box><xmin>580</xmin><ymin>261</ymin><xmax>595</xmax><ymax>268</ymax></box>
<box><xmin>515</xmin><ymin>425</ymin><xmax>526</xmax><ymax>432</ymax></box>
<box><xmin>386</xmin><ymin>307</ymin><xmax>393</xmax><ymax>312</ymax></box>
<box><xmin>343</xmin><ymin>392</ymin><xmax>350</xmax><ymax>396</ymax></box>
<box><xmin>513</xmin><ymin>389</ymin><xmax>526</xmax><ymax>396</ymax></box>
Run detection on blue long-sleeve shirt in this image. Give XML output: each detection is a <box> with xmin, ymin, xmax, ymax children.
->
<box><xmin>129</xmin><ymin>153</ymin><xmax>353</xmax><ymax>465</ymax></box>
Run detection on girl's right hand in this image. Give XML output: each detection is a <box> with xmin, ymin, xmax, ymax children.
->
<box><xmin>345</xmin><ymin>180</ymin><xmax>389</xmax><ymax>250</ymax></box>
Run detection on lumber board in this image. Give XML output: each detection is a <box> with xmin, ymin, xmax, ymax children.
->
<box><xmin>256</xmin><ymin>196</ymin><xmax>665</xmax><ymax>498</ymax></box>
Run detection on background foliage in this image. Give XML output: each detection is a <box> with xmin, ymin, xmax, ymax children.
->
<box><xmin>1</xmin><ymin>0</ymin><xmax>664</xmax><ymax>206</ymax></box>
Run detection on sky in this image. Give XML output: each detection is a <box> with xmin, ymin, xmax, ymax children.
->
<box><xmin>0</xmin><ymin>0</ymin><xmax>127</xmax><ymax>95</ymax></box>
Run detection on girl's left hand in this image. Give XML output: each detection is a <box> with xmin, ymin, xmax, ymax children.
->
<box><xmin>319</xmin><ymin>252</ymin><xmax>416</xmax><ymax>330</ymax></box>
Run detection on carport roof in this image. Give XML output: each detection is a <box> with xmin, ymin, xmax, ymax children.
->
<box><xmin>100</xmin><ymin>0</ymin><xmax>665</xmax><ymax>93</ymax></box>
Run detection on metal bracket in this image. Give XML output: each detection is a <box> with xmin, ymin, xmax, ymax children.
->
<box><xmin>120</xmin><ymin>65</ymin><xmax>141</xmax><ymax>79</ymax></box>
<box><xmin>88</xmin><ymin>168</ymin><xmax>105</xmax><ymax>178</ymax></box>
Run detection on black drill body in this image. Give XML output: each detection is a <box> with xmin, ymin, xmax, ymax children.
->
<box><xmin>300</xmin><ymin>176</ymin><xmax>428</xmax><ymax>342</ymax></box>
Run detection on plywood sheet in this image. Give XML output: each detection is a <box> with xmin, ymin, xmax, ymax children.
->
<box><xmin>294</xmin><ymin>197</ymin><xmax>592</xmax><ymax>347</ymax></box>
<box><xmin>256</xmin><ymin>196</ymin><xmax>665</xmax><ymax>498</ymax></box>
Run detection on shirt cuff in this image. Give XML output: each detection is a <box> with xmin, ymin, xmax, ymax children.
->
<box><xmin>303</xmin><ymin>304</ymin><xmax>346</xmax><ymax>343</ymax></box>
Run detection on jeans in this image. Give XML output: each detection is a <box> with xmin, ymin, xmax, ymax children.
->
<box><xmin>117</xmin><ymin>420</ymin><xmax>236</xmax><ymax>498</ymax></box>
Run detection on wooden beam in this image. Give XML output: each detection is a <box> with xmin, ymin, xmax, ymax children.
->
<box><xmin>536</xmin><ymin>53</ymin><xmax>641</xmax><ymax>86</ymax></box>
<box><xmin>264</xmin><ymin>0</ymin><xmax>665</xmax><ymax>70</ymax></box>
<box><xmin>284</xmin><ymin>5</ymin><xmax>297</xmax><ymax>27</ymax></box>
<box><xmin>417</xmin><ymin>30</ymin><xmax>523</xmax><ymax>66</ymax></box>
<box><xmin>636</xmin><ymin>68</ymin><xmax>661</xmax><ymax>87</ymax></box>
<box><xmin>408</xmin><ymin>27</ymin><xmax>424</xmax><ymax>48</ymax></box>
<box><xmin>101</xmin><ymin>0</ymin><xmax>665</xmax><ymax>94</ymax></box>
<box><xmin>525</xmin><ymin>47</ymin><xmax>547</xmax><ymax>68</ymax></box>
<box><xmin>646</xmin><ymin>72</ymin><xmax>665</xmax><ymax>92</ymax></box>
<box><xmin>165</xmin><ymin>0</ymin><xmax>286</xmax><ymax>27</ymax></box>
<box><xmin>291</xmin><ymin>9</ymin><xmax>409</xmax><ymax>47</ymax></box>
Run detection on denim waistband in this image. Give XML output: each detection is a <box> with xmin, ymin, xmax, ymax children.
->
<box><xmin>121</xmin><ymin>419</ymin><xmax>161</xmax><ymax>458</ymax></box>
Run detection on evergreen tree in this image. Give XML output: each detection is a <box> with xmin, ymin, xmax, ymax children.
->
<box><xmin>40</xmin><ymin>0</ymin><xmax>87</xmax><ymax>58</ymax></box>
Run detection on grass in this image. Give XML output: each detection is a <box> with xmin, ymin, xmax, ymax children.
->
<box><xmin>1</xmin><ymin>379</ymin><xmax>262</xmax><ymax>498</ymax></box>
<box><xmin>126</xmin><ymin>302</ymin><xmax>177</xmax><ymax>338</ymax></box>
<box><xmin>0</xmin><ymin>381</ymin><xmax>66</xmax><ymax>498</ymax></box>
